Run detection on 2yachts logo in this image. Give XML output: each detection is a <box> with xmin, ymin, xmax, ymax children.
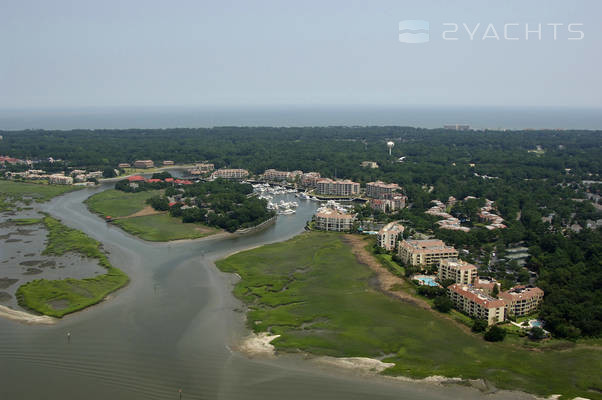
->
<box><xmin>399</xmin><ymin>20</ymin><xmax>585</xmax><ymax>43</ymax></box>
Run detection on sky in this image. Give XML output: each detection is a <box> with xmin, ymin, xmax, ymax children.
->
<box><xmin>1</xmin><ymin>0</ymin><xmax>601</xmax><ymax>109</ymax></box>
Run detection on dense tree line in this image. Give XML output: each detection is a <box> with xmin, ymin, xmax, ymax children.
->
<box><xmin>1</xmin><ymin>127</ymin><xmax>601</xmax><ymax>337</ymax></box>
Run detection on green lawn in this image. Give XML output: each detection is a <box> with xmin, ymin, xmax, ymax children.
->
<box><xmin>0</xmin><ymin>180</ymin><xmax>79</xmax><ymax>211</ymax></box>
<box><xmin>216</xmin><ymin>232</ymin><xmax>601</xmax><ymax>400</ymax></box>
<box><xmin>16</xmin><ymin>215</ymin><xmax>129</xmax><ymax>317</ymax></box>
<box><xmin>85</xmin><ymin>189</ymin><xmax>160</xmax><ymax>217</ymax></box>
<box><xmin>112</xmin><ymin>213</ymin><xmax>218</xmax><ymax>242</ymax></box>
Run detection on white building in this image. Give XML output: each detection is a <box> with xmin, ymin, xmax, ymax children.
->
<box><xmin>377</xmin><ymin>222</ymin><xmax>404</xmax><ymax>251</ymax></box>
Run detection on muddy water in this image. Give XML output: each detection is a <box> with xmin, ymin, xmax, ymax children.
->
<box><xmin>0</xmin><ymin>186</ymin><xmax>530</xmax><ymax>400</ymax></box>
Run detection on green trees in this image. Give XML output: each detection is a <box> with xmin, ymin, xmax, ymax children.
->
<box><xmin>484</xmin><ymin>325</ymin><xmax>507</xmax><ymax>342</ymax></box>
<box><xmin>433</xmin><ymin>295</ymin><xmax>453</xmax><ymax>313</ymax></box>
<box><xmin>472</xmin><ymin>319</ymin><xmax>488</xmax><ymax>333</ymax></box>
<box><xmin>146</xmin><ymin>195</ymin><xmax>169</xmax><ymax>211</ymax></box>
<box><xmin>102</xmin><ymin>167</ymin><xmax>116</xmax><ymax>178</ymax></box>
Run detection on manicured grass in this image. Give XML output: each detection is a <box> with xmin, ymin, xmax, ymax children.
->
<box><xmin>112</xmin><ymin>214</ymin><xmax>218</xmax><ymax>242</ymax></box>
<box><xmin>85</xmin><ymin>189</ymin><xmax>160</xmax><ymax>217</ymax></box>
<box><xmin>216</xmin><ymin>232</ymin><xmax>601</xmax><ymax>400</ymax></box>
<box><xmin>16</xmin><ymin>215</ymin><xmax>129</xmax><ymax>317</ymax></box>
<box><xmin>0</xmin><ymin>180</ymin><xmax>79</xmax><ymax>211</ymax></box>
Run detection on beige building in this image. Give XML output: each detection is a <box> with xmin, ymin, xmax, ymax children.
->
<box><xmin>263</xmin><ymin>169</ymin><xmax>303</xmax><ymax>182</ymax></box>
<box><xmin>48</xmin><ymin>174</ymin><xmax>73</xmax><ymax>185</ymax></box>
<box><xmin>118</xmin><ymin>163</ymin><xmax>131</xmax><ymax>168</ymax></box>
<box><xmin>316</xmin><ymin>178</ymin><xmax>360</xmax><ymax>196</ymax></box>
<box><xmin>300</xmin><ymin>172</ymin><xmax>321</xmax><ymax>187</ymax></box>
<box><xmin>360</xmin><ymin>161</ymin><xmax>379</xmax><ymax>169</ymax></box>
<box><xmin>314</xmin><ymin>209</ymin><xmax>356</xmax><ymax>231</ymax></box>
<box><xmin>474</xmin><ymin>277</ymin><xmax>501</xmax><ymax>295</ymax></box>
<box><xmin>438</xmin><ymin>259</ymin><xmax>478</xmax><ymax>285</ymax></box>
<box><xmin>212</xmin><ymin>168</ymin><xmax>249</xmax><ymax>180</ymax></box>
<box><xmin>134</xmin><ymin>160</ymin><xmax>154</xmax><ymax>169</ymax></box>
<box><xmin>365</xmin><ymin>181</ymin><xmax>401</xmax><ymax>199</ymax></box>
<box><xmin>162</xmin><ymin>160</ymin><xmax>175</xmax><ymax>166</ymax></box>
<box><xmin>398</xmin><ymin>239</ymin><xmax>458</xmax><ymax>268</ymax></box>
<box><xmin>368</xmin><ymin>195</ymin><xmax>407</xmax><ymax>213</ymax></box>
<box><xmin>448</xmin><ymin>284</ymin><xmax>506</xmax><ymax>325</ymax></box>
<box><xmin>377</xmin><ymin>222</ymin><xmax>404</xmax><ymax>251</ymax></box>
<box><xmin>499</xmin><ymin>285</ymin><xmax>544</xmax><ymax>317</ymax></box>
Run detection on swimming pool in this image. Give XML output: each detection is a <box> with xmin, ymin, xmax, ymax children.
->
<box><xmin>530</xmin><ymin>319</ymin><xmax>544</xmax><ymax>328</ymax></box>
<box><xmin>415</xmin><ymin>276</ymin><xmax>439</xmax><ymax>287</ymax></box>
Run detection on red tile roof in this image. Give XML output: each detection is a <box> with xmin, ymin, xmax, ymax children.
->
<box><xmin>128</xmin><ymin>175</ymin><xmax>146</xmax><ymax>182</ymax></box>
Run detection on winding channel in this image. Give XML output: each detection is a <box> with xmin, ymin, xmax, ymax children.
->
<box><xmin>0</xmin><ymin>185</ymin><xmax>527</xmax><ymax>400</ymax></box>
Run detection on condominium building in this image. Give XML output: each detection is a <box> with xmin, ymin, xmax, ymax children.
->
<box><xmin>398</xmin><ymin>239</ymin><xmax>458</xmax><ymax>267</ymax></box>
<box><xmin>212</xmin><ymin>168</ymin><xmax>249</xmax><ymax>180</ymax></box>
<box><xmin>133</xmin><ymin>160</ymin><xmax>155</xmax><ymax>169</ymax></box>
<box><xmin>263</xmin><ymin>169</ymin><xmax>303</xmax><ymax>182</ymax></box>
<box><xmin>377</xmin><ymin>222</ymin><xmax>404</xmax><ymax>251</ymax></box>
<box><xmin>316</xmin><ymin>178</ymin><xmax>360</xmax><ymax>196</ymax></box>
<box><xmin>360</xmin><ymin>161</ymin><xmax>379</xmax><ymax>169</ymax></box>
<box><xmin>314</xmin><ymin>209</ymin><xmax>356</xmax><ymax>231</ymax></box>
<box><xmin>300</xmin><ymin>172</ymin><xmax>321</xmax><ymax>188</ymax></box>
<box><xmin>118</xmin><ymin>163</ymin><xmax>131</xmax><ymax>168</ymax></box>
<box><xmin>48</xmin><ymin>174</ymin><xmax>73</xmax><ymax>185</ymax></box>
<box><xmin>369</xmin><ymin>195</ymin><xmax>407</xmax><ymax>213</ymax></box>
<box><xmin>499</xmin><ymin>285</ymin><xmax>544</xmax><ymax>317</ymax></box>
<box><xmin>438</xmin><ymin>259</ymin><xmax>478</xmax><ymax>285</ymax></box>
<box><xmin>474</xmin><ymin>277</ymin><xmax>501</xmax><ymax>295</ymax></box>
<box><xmin>365</xmin><ymin>181</ymin><xmax>401</xmax><ymax>199</ymax></box>
<box><xmin>162</xmin><ymin>160</ymin><xmax>175</xmax><ymax>166</ymax></box>
<box><xmin>448</xmin><ymin>284</ymin><xmax>506</xmax><ymax>325</ymax></box>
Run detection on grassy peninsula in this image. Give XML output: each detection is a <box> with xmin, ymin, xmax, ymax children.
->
<box><xmin>0</xmin><ymin>180</ymin><xmax>80</xmax><ymax>212</ymax></box>
<box><xmin>216</xmin><ymin>231</ymin><xmax>601</xmax><ymax>399</ymax></box>
<box><xmin>85</xmin><ymin>189</ymin><xmax>219</xmax><ymax>241</ymax></box>
<box><xmin>16</xmin><ymin>215</ymin><xmax>129</xmax><ymax>317</ymax></box>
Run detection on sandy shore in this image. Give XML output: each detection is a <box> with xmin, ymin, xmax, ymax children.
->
<box><xmin>0</xmin><ymin>305</ymin><xmax>56</xmax><ymax>325</ymax></box>
<box><xmin>236</xmin><ymin>332</ymin><xmax>281</xmax><ymax>357</ymax></box>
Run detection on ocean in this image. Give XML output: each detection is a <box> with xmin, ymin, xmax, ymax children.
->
<box><xmin>0</xmin><ymin>105</ymin><xmax>601</xmax><ymax>131</ymax></box>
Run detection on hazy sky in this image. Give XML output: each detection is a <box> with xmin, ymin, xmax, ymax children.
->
<box><xmin>1</xmin><ymin>0</ymin><xmax>600</xmax><ymax>109</ymax></box>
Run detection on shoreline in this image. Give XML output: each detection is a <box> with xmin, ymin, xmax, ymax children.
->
<box><xmin>234</xmin><ymin>333</ymin><xmax>586</xmax><ymax>400</ymax></box>
<box><xmin>0</xmin><ymin>304</ymin><xmax>56</xmax><ymax>325</ymax></box>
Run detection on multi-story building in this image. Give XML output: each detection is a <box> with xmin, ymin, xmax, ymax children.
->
<box><xmin>365</xmin><ymin>181</ymin><xmax>401</xmax><ymax>199</ymax></box>
<box><xmin>118</xmin><ymin>163</ymin><xmax>131</xmax><ymax>168</ymax></box>
<box><xmin>448</xmin><ymin>284</ymin><xmax>506</xmax><ymax>325</ymax></box>
<box><xmin>163</xmin><ymin>160</ymin><xmax>175</xmax><ymax>166</ymax></box>
<box><xmin>368</xmin><ymin>194</ymin><xmax>407</xmax><ymax>213</ymax></box>
<box><xmin>316</xmin><ymin>178</ymin><xmax>360</xmax><ymax>196</ymax></box>
<box><xmin>474</xmin><ymin>277</ymin><xmax>501</xmax><ymax>295</ymax></box>
<box><xmin>133</xmin><ymin>160</ymin><xmax>155</xmax><ymax>169</ymax></box>
<box><xmin>48</xmin><ymin>174</ymin><xmax>74</xmax><ymax>185</ymax></box>
<box><xmin>438</xmin><ymin>259</ymin><xmax>478</xmax><ymax>285</ymax></box>
<box><xmin>212</xmin><ymin>168</ymin><xmax>249</xmax><ymax>180</ymax></box>
<box><xmin>398</xmin><ymin>239</ymin><xmax>458</xmax><ymax>268</ymax></box>
<box><xmin>360</xmin><ymin>161</ymin><xmax>379</xmax><ymax>169</ymax></box>
<box><xmin>314</xmin><ymin>209</ymin><xmax>356</xmax><ymax>231</ymax></box>
<box><xmin>300</xmin><ymin>172</ymin><xmax>321</xmax><ymax>188</ymax></box>
<box><xmin>263</xmin><ymin>169</ymin><xmax>303</xmax><ymax>182</ymax></box>
<box><xmin>499</xmin><ymin>285</ymin><xmax>544</xmax><ymax>317</ymax></box>
<box><xmin>377</xmin><ymin>222</ymin><xmax>404</xmax><ymax>251</ymax></box>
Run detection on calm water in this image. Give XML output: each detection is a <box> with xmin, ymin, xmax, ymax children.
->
<box><xmin>0</xmin><ymin>187</ymin><xmax>532</xmax><ymax>400</ymax></box>
<box><xmin>1</xmin><ymin>105</ymin><xmax>601</xmax><ymax>130</ymax></box>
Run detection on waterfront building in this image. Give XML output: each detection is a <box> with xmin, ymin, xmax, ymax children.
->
<box><xmin>377</xmin><ymin>222</ymin><xmax>404</xmax><ymax>251</ymax></box>
<box><xmin>212</xmin><ymin>168</ymin><xmax>249</xmax><ymax>180</ymax></box>
<box><xmin>48</xmin><ymin>174</ymin><xmax>73</xmax><ymax>185</ymax></box>
<box><xmin>314</xmin><ymin>209</ymin><xmax>356</xmax><ymax>231</ymax></box>
<box><xmin>438</xmin><ymin>259</ymin><xmax>477</xmax><ymax>285</ymax></box>
<box><xmin>398</xmin><ymin>239</ymin><xmax>458</xmax><ymax>268</ymax></box>
<box><xmin>368</xmin><ymin>195</ymin><xmax>407</xmax><ymax>213</ymax></box>
<box><xmin>365</xmin><ymin>181</ymin><xmax>401</xmax><ymax>199</ymax></box>
<box><xmin>316</xmin><ymin>178</ymin><xmax>360</xmax><ymax>196</ymax></box>
<box><xmin>133</xmin><ymin>160</ymin><xmax>154</xmax><ymax>169</ymax></box>
<box><xmin>499</xmin><ymin>285</ymin><xmax>544</xmax><ymax>317</ymax></box>
<box><xmin>300</xmin><ymin>172</ymin><xmax>321</xmax><ymax>188</ymax></box>
<box><xmin>448</xmin><ymin>284</ymin><xmax>506</xmax><ymax>325</ymax></box>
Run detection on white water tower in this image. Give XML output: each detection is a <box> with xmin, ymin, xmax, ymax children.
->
<box><xmin>387</xmin><ymin>141</ymin><xmax>394</xmax><ymax>156</ymax></box>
